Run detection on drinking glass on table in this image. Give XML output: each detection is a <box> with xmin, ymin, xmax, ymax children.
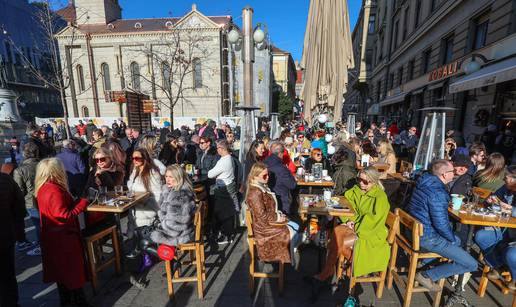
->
<box><xmin>98</xmin><ymin>186</ymin><xmax>108</xmax><ymax>204</ymax></box>
<box><xmin>126</xmin><ymin>189</ymin><xmax>135</xmax><ymax>199</ymax></box>
<box><xmin>115</xmin><ymin>185</ymin><xmax>124</xmax><ymax>197</ymax></box>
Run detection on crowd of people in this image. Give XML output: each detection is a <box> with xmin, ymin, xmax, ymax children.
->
<box><xmin>0</xmin><ymin>116</ymin><xmax>515</xmax><ymax>307</ymax></box>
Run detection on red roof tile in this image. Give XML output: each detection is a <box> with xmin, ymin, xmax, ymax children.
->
<box><xmin>55</xmin><ymin>5</ymin><xmax>231</xmax><ymax>34</ymax></box>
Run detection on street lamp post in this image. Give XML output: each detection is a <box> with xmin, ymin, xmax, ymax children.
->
<box><xmin>228</xmin><ymin>6</ymin><xmax>267</xmax><ymax>162</ymax></box>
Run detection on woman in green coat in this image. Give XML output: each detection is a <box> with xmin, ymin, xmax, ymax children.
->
<box><xmin>309</xmin><ymin>167</ymin><xmax>390</xmax><ymax>298</ymax></box>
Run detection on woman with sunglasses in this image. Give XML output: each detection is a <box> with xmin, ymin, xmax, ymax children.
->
<box><xmin>304</xmin><ymin>148</ymin><xmax>333</xmax><ymax>176</ymax></box>
<box><xmin>126</xmin><ymin>148</ymin><xmax>163</xmax><ymax>260</ymax></box>
<box><xmin>245</xmin><ymin>162</ymin><xmax>301</xmax><ymax>267</ymax></box>
<box><xmin>309</xmin><ymin>167</ymin><xmax>390</xmax><ymax>301</ymax></box>
<box><xmin>83</xmin><ymin>147</ymin><xmax>125</xmax><ymax>231</ymax></box>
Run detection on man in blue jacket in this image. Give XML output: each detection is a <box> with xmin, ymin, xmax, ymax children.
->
<box><xmin>264</xmin><ymin>142</ymin><xmax>297</xmax><ymax>216</ymax></box>
<box><xmin>407</xmin><ymin>159</ymin><xmax>477</xmax><ymax>291</ymax></box>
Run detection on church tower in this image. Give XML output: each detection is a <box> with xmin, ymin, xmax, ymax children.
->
<box><xmin>73</xmin><ymin>0</ymin><xmax>122</xmax><ymax>25</ymax></box>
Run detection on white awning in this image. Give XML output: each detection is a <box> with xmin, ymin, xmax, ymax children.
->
<box><xmin>379</xmin><ymin>92</ymin><xmax>407</xmax><ymax>107</ymax></box>
<box><xmin>449</xmin><ymin>57</ymin><xmax>516</xmax><ymax>93</ymax></box>
<box><xmin>367</xmin><ymin>103</ymin><xmax>380</xmax><ymax>115</ymax></box>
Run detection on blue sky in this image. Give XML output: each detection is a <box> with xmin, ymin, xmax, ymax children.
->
<box><xmin>50</xmin><ymin>0</ymin><xmax>361</xmax><ymax>61</ymax></box>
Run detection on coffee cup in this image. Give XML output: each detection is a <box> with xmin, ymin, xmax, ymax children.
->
<box><xmin>322</xmin><ymin>169</ymin><xmax>328</xmax><ymax>177</ymax></box>
<box><xmin>323</xmin><ymin>190</ymin><xmax>332</xmax><ymax>201</ymax></box>
<box><xmin>451</xmin><ymin>194</ymin><xmax>464</xmax><ymax>211</ymax></box>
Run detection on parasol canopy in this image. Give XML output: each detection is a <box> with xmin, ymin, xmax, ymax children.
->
<box><xmin>300</xmin><ymin>0</ymin><xmax>354</xmax><ymax>123</ymax></box>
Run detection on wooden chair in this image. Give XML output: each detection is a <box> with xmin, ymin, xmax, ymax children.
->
<box><xmin>194</xmin><ymin>184</ymin><xmax>209</xmax><ymax>225</ymax></box>
<box><xmin>164</xmin><ymin>202</ymin><xmax>206</xmax><ymax>299</ymax></box>
<box><xmin>400</xmin><ymin>161</ymin><xmax>413</xmax><ymax>174</ymax></box>
<box><xmin>477</xmin><ymin>260</ymin><xmax>516</xmax><ymax>307</ymax></box>
<box><xmin>336</xmin><ymin>211</ymin><xmax>399</xmax><ymax>298</ymax></box>
<box><xmin>387</xmin><ymin>208</ymin><xmax>446</xmax><ymax>307</ymax></box>
<box><xmin>245</xmin><ymin>210</ymin><xmax>285</xmax><ymax>295</ymax></box>
<box><xmin>84</xmin><ymin>225</ymin><xmax>121</xmax><ymax>292</ymax></box>
<box><xmin>472</xmin><ymin>186</ymin><xmax>491</xmax><ymax>200</ymax></box>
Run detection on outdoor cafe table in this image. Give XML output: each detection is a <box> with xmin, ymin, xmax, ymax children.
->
<box><xmin>446</xmin><ymin>206</ymin><xmax>516</xmax><ymax>306</ymax></box>
<box><xmin>296</xmin><ymin>178</ymin><xmax>334</xmax><ymax>194</ymax></box>
<box><xmin>298</xmin><ymin>194</ymin><xmax>355</xmax><ymax>221</ymax></box>
<box><xmin>87</xmin><ymin>192</ymin><xmax>150</xmax><ymax>261</ymax></box>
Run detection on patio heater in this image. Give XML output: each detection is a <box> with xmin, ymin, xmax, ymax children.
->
<box><xmin>413</xmin><ymin>107</ymin><xmax>455</xmax><ymax>171</ymax></box>
<box><xmin>347</xmin><ymin>112</ymin><xmax>356</xmax><ymax>136</ymax></box>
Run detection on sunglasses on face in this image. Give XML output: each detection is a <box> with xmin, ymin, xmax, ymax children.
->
<box><xmin>315</xmin><ymin>153</ymin><xmax>322</xmax><ymax>157</ymax></box>
<box><xmin>357</xmin><ymin>177</ymin><xmax>370</xmax><ymax>185</ymax></box>
<box><xmin>132</xmin><ymin>156</ymin><xmax>144</xmax><ymax>162</ymax></box>
<box><xmin>200</xmin><ymin>142</ymin><xmax>207</xmax><ymax>145</ymax></box>
<box><xmin>262</xmin><ymin>173</ymin><xmax>269</xmax><ymax>180</ymax></box>
<box><xmin>368</xmin><ymin>135</ymin><xmax>374</xmax><ymax>138</ymax></box>
<box><xmin>95</xmin><ymin>157</ymin><xmax>107</xmax><ymax>163</ymax></box>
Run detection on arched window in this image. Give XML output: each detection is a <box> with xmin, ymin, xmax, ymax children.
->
<box><xmin>82</xmin><ymin>106</ymin><xmax>89</xmax><ymax>117</ymax></box>
<box><xmin>193</xmin><ymin>58</ymin><xmax>202</xmax><ymax>89</ymax></box>
<box><xmin>130</xmin><ymin>62</ymin><xmax>140</xmax><ymax>91</ymax></box>
<box><xmin>162</xmin><ymin>62</ymin><xmax>171</xmax><ymax>90</ymax></box>
<box><xmin>101</xmin><ymin>63</ymin><xmax>111</xmax><ymax>91</ymax></box>
<box><xmin>76</xmin><ymin>64</ymin><xmax>85</xmax><ymax>92</ymax></box>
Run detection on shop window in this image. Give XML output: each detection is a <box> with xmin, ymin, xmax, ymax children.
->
<box><xmin>422</xmin><ymin>48</ymin><xmax>432</xmax><ymax>74</ymax></box>
<box><xmin>193</xmin><ymin>58</ymin><xmax>202</xmax><ymax>89</ymax></box>
<box><xmin>440</xmin><ymin>34</ymin><xmax>454</xmax><ymax>65</ymax></box>
<box><xmin>130</xmin><ymin>62</ymin><xmax>140</xmax><ymax>91</ymax></box>
<box><xmin>402</xmin><ymin>6</ymin><xmax>409</xmax><ymax>40</ymax></box>
<box><xmin>408</xmin><ymin>59</ymin><xmax>415</xmax><ymax>80</ymax></box>
<box><xmin>82</xmin><ymin>106</ymin><xmax>89</xmax><ymax>117</ymax></box>
<box><xmin>162</xmin><ymin>62</ymin><xmax>171</xmax><ymax>90</ymax></box>
<box><xmin>414</xmin><ymin>0</ymin><xmax>422</xmax><ymax>29</ymax></box>
<box><xmin>473</xmin><ymin>16</ymin><xmax>489</xmax><ymax>50</ymax></box>
<box><xmin>368</xmin><ymin>15</ymin><xmax>376</xmax><ymax>34</ymax></box>
<box><xmin>76</xmin><ymin>64</ymin><xmax>85</xmax><ymax>92</ymax></box>
<box><xmin>101</xmin><ymin>63</ymin><xmax>111</xmax><ymax>91</ymax></box>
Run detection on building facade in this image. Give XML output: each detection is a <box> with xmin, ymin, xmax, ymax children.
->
<box><xmin>0</xmin><ymin>0</ymin><xmax>62</xmax><ymax>120</ymax></box>
<box><xmin>271</xmin><ymin>45</ymin><xmax>297</xmax><ymax>99</ymax></box>
<box><xmin>55</xmin><ymin>0</ymin><xmax>235</xmax><ymax>119</ymax></box>
<box><xmin>351</xmin><ymin>0</ymin><xmax>516</xmax><ymax>144</ymax></box>
<box><xmin>344</xmin><ymin>0</ymin><xmax>377</xmax><ymax>119</ymax></box>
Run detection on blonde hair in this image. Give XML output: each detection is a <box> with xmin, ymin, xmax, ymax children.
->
<box><xmin>139</xmin><ymin>135</ymin><xmax>158</xmax><ymax>158</ymax></box>
<box><xmin>165</xmin><ymin>164</ymin><xmax>193</xmax><ymax>192</ymax></box>
<box><xmin>378</xmin><ymin>139</ymin><xmax>395</xmax><ymax>157</ymax></box>
<box><xmin>94</xmin><ymin>147</ymin><xmax>113</xmax><ymax>164</ymax></box>
<box><xmin>35</xmin><ymin>158</ymin><xmax>69</xmax><ymax>195</ymax></box>
<box><xmin>245</xmin><ymin>162</ymin><xmax>268</xmax><ymax>197</ymax></box>
<box><xmin>359</xmin><ymin>166</ymin><xmax>384</xmax><ymax>190</ymax></box>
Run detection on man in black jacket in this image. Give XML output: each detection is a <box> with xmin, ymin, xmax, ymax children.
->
<box><xmin>449</xmin><ymin>154</ymin><xmax>473</xmax><ymax>196</ymax></box>
<box><xmin>264</xmin><ymin>141</ymin><xmax>297</xmax><ymax>216</ymax></box>
<box><xmin>0</xmin><ymin>173</ymin><xmax>26</xmax><ymax>307</ymax></box>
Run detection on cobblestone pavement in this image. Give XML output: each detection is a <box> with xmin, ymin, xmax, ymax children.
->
<box><xmin>16</xmin><ymin>217</ymin><xmax>513</xmax><ymax>307</ymax></box>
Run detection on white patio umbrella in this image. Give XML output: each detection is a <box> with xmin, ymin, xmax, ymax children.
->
<box><xmin>300</xmin><ymin>0</ymin><xmax>354</xmax><ymax>123</ymax></box>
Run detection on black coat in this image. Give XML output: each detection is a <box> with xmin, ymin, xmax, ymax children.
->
<box><xmin>195</xmin><ymin>147</ymin><xmax>219</xmax><ymax>181</ymax></box>
<box><xmin>0</xmin><ymin>173</ymin><xmax>26</xmax><ymax>245</ymax></box>
<box><xmin>264</xmin><ymin>155</ymin><xmax>297</xmax><ymax>215</ymax></box>
<box><xmin>159</xmin><ymin>145</ymin><xmax>185</xmax><ymax>166</ymax></box>
<box><xmin>304</xmin><ymin>157</ymin><xmax>333</xmax><ymax>176</ymax></box>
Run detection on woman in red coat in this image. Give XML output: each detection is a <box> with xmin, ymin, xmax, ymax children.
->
<box><xmin>35</xmin><ymin>158</ymin><xmax>91</xmax><ymax>306</ymax></box>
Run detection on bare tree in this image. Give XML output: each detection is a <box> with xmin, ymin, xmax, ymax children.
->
<box><xmin>1</xmin><ymin>0</ymin><xmax>86</xmax><ymax>138</ymax></box>
<box><xmin>125</xmin><ymin>29</ymin><xmax>218</xmax><ymax>129</ymax></box>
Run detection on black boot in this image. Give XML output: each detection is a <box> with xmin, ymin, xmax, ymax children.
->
<box><xmin>72</xmin><ymin>288</ymin><xmax>92</xmax><ymax>307</ymax></box>
<box><xmin>57</xmin><ymin>284</ymin><xmax>72</xmax><ymax>306</ymax></box>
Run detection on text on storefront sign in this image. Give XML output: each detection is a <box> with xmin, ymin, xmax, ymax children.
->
<box><xmin>428</xmin><ymin>61</ymin><xmax>461</xmax><ymax>82</ymax></box>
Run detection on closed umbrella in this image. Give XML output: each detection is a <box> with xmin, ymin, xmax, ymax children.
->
<box><xmin>300</xmin><ymin>0</ymin><xmax>354</xmax><ymax>123</ymax></box>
